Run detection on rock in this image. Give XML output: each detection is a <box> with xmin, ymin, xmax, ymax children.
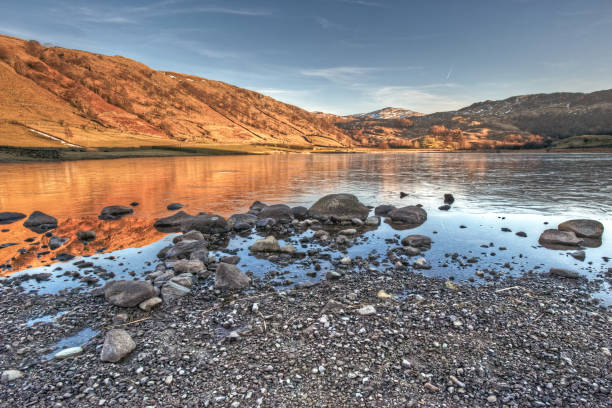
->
<box><xmin>326</xmin><ymin>271</ymin><xmax>342</xmax><ymax>280</ymax></box>
<box><xmin>98</xmin><ymin>206</ymin><xmax>133</xmax><ymax>221</ymax></box>
<box><xmin>54</xmin><ymin>346</ymin><xmax>83</xmax><ymax>359</ymax></box>
<box><xmin>181</xmin><ymin>214</ymin><xmax>229</xmax><ymax>234</ymax></box>
<box><xmin>388</xmin><ymin>206</ymin><xmax>427</xmax><ymax>225</ymax></box>
<box><xmin>167</xmin><ymin>203</ymin><xmax>184</xmax><ymax>210</ymax></box>
<box><xmin>401</xmin><ymin>234</ymin><xmax>431</xmax><ymax>248</ymax></box>
<box><xmin>255</xmin><ymin>218</ymin><xmax>276</xmax><ymax>229</ymax></box>
<box><xmin>249</xmin><ymin>201</ymin><xmax>268</xmax><ymax>214</ymax></box>
<box><xmin>569</xmin><ymin>250</ymin><xmax>585</xmax><ymax>261</ymax></box>
<box><xmin>425</xmin><ymin>382</ymin><xmax>440</xmax><ymax>392</ymax></box>
<box><xmin>365</xmin><ymin>216</ymin><xmax>380</xmax><ymax>226</ymax></box>
<box><xmin>76</xmin><ymin>230</ymin><xmax>96</xmax><ymax>242</ymax></box>
<box><xmin>357</xmin><ymin>305</ymin><xmax>376</xmax><ymax>316</ymax></box>
<box><xmin>175</xmin><ymin>230</ymin><xmax>205</xmax><ymax>243</ymax></box>
<box><xmin>100</xmin><ymin>329</ymin><xmax>136</xmax><ymax>363</ymax></box>
<box><xmin>0</xmin><ymin>212</ymin><xmax>26</xmax><ymax>225</ymax></box>
<box><xmin>1</xmin><ymin>370</ymin><xmax>24</xmax><ymax>383</ymax></box>
<box><xmin>220</xmin><ymin>255</ymin><xmax>240</xmax><ymax>265</ymax></box>
<box><xmin>515</xmin><ymin>231</ymin><xmax>527</xmax><ymax>237</ymax></box>
<box><xmin>444</xmin><ymin>194</ymin><xmax>455</xmax><ymax>204</ymax></box>
<box><xmin>130</xmin><ymin>202</ymin><xmax>139</xmax><ymax>206</ymax></box>
<box><xmin>153</xmin><ymin>211</ymin><xmax>194</xmax><ymax>232</ymax></box>
<box><xmin>257</xmin><ymin>204</ymin><xmax>294</xmax><ymax>224</ymax></box>
<box><xmin>190</xmin><ymin>249</ymin><xmax>209</xmax><ymax>264</ymax></box>
<box><xmin>400</xmin><ymin>192</ymin><xmax>408</xmax><ymax>198</ymax></box>
<box><xmin>250</xmin><ymin>236</ymin><xmax>281</xmax><ymax>252</ymax></box>
<box><xmin>23</xmin><ymin>211</ymin><xmax>57</xmax><ymax>233</ymax></box>
<box><xmin>438</xmin><ymin>205</ymin><xmax>451</xmax><ymax>211</ymax></box>
<box><xmin>104</xmin><ymin>280</ymin><xmax>156</xmax><ymax>307</ymax></box>
<box><xmin>153</xmin><ymin>272</ymin><xmax>174</xmax><ymax>286</ymax></box>
<box><xmin>558</xmin><ymin>219</ymin><xmax>604</xmax><ymax>239</ymax></box>
<box><xmin>377</xmin><ymin>290</ymin><xmax>393</xmax><ymax>299</ymax></box>
<box><xmin>173</xmin><ymin>259</ymin><xmax>204</xmax><ymax>275</ymax></box>
<box><xmin>170</xmin><ymin>274</ymin><xmax>193</xmax><ymax>288</ymax></box>
<box><xmin>404</xmin><ymin>246</ymin><xmax>421</xmax><ymax>256</ymax></box>
<box><xmin>280</xmin><ymin>244</ymin><xmax>297</xmax><ymax>254</ymax></box>
<box><xmin>138</xmin><ymin>296</ymin><xmax>162</xmax><ymax>311</ymax></box>
<box><xmin>374</xmin><ymin>205</ymin><xmax>396</xmax><ymax>216</ymax></box>
<box><xmin>308</xmin><ymin>194</ymin><xmax>370</xmax><ymax>221</ymax></box>
<box><xmin>413</xmin><ymin>257</ymin><xmax>427</xmax><ymax>268</ymax></box>
<box><xmin>340</xmin><ymin>256</ymin><xmax>352</xmax><ymax>265</ymax></box>
<box><xmin>538</xmin><ymin>229</ymin><xmax>583</xmax><ymax>248</ymax></box>
<box><xmin>351</xmin><ymin>218</ymin><xmax>364</xmax><ymax>226</ymax></box>
<box><xmin>161</xmin><ymin>281</ymin><xmax>191</xmax><ymax>302</ymax></box>
<box><xmin>48</xmin><ymin>235</ymin><xmax>68</xmax><ymax>250</ymax></box>
<box><xmin>487</xmin><ymin>395</ymin><xmax>497</xmax><ymax>403</ymax></box>
<box><xmin>549</xmin><ymin>268</ymin><xmax>580</xmax><ymax>279</ymax></box>
<box><xmin>227</xmin><ymin>213</ymin><xmax>257</xmax><ymax>230</ymax></box>
<box><xmin>162</xmin><ymin>240</ymin><xmax>208</xmax><ymax>260</ymax></box>
<box><xmin>291</xmin><ymin>206</ymin><xmax>309</xmax><ymax>220</ymax></box>
<box><xmin>215</xmin><ymin>263</ymin><xmax>251</xmax><ymax>289</ymax></box>
<box><xmin>339</xmin><ymin>228</ymin><xmax>357</xmax><ymax>235</ymax></box>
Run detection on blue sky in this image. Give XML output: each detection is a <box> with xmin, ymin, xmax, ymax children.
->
<box><xmin>1</xmin><ymin>0</ymin><xmax>611</xmax><ymax>114</ymax></box>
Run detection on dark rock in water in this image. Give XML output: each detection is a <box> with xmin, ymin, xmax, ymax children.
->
<box><xmin>173</xmin><ymin>230</ymin><xmax>205</xmax><ymax>243</ymax></box>
<box><xmin>130</xmin><ymin>202</ymin><xmax>139</xmax><ymax>207</ymax></box>
<box><xmin>558</xmin><ymin>219</ymin><xmax>604</xmax><ymax>239</ymax></box>
<box><xmin>167</xmin><ymin>203</ymin><xmax>184</xmax><ymax>211</ymax></box>
<box><xmin>159</xmin><ymin>239</ymin><xmax>208</xmax><ymax>260</ymax></box>
<box><xmin>0</xmin><ymin>243</ymin><xmax>17</xmax><ymax>249</ymax></box>
<box><xmin>309</xmin><ymin>194</ymin><xmax>369</xmax><ymax>221</ymax></box>
<box><xmin>215</xmin><ymin>263</ymin><xmax>251</xmax><ymax>289</ymax></box>
<box><xmin>55</xmin><ymin>253</ymin><xmax>74</xmax><ymax>262</ymax></box>
<box><xmin>438</xmin><ymin>205</ymin><xmax>451</xmax><ymax>211</ymax></box>
<box><xmin>501</xmin><ymin>227</ymin><xmax>512</xmax><ymax>232</ymax></box>
<box><xmin>181</xmin><ymin>214</ymin><xmax>229</xmax><ymax>234</ymax></box>
<box><xmin>374</xmin><ymin>205</ymin><xmax>396</xmax><ymax>216</ymax></box>
<box><xmin>220</xmin><ymin>255</ymin><xmax>240</xmax><ymax>265</ymax></box>
<box><xmin>549</xmin><ymin>268</ymin><xmax>580</xmax><ymax>279</ymax></box>
<box><xmin>538</xmin><ymin>229</ymin><xmax>583</xmax><ymax>248</ymax></box>
<box><xmin>0</xmin><ymin>212</ymin><xmax>26</xmax><ymax>225</ymax></box>
<box><xmin>227</xmin><ymin>213</ymin><xmax>257</xmax><ymax>230</ymax></box>
<box><xmin>104</xmin><ymin>280</ymin><xmax>156</xmax><ymax>307</ymax></box>
<box><xmin>98</xmin><ymin>206</ymin><xmax>133</xmax><ymax>221</ymax></box>
<box><xmin>569</xmin><ymin>250</ymin><xmax>585</xmax><ymax>261</ymax></box>
<box><xmin>48</xmin><ymin>235</ymin><xmax>67</xmax><ymax>250</ymax></box>
<box><xmin>153</xmin><ymin>211</ymin><xmax>194</xmax><ymax>232</ymax></box>
<box><xmin>401</xmin><ymin>235</ymin><xmax>432</xmax><ymax>248</ymax></box>
<box><xmin>258</xmin><ymin>204</ymin><xmax>294</xmax><ymax>224</ymax></box>
<box><xmin>444</xmin><ymin>194</ymin><xmax>455</xmax><ymax>204</ymax></box>
<box><xmin>249</xmin><ymin>201</ymin><xmax>268</xmax><ymax>214</ymax></box>
<box><xmin>515</xmin><ymin>231</ymin><xmax>527</xmax><ymax>237</ymax></box>
<box><xmin>255</xmin><ymin>218</ymin><xmax>276</xmax><ymax>229</ymax></box>
<box><xmin>291</xmin><ymin>206</ymin><xmax>308</xmax><ymax>220</ymax></box>
<box><xmin>388</xmin><ymin>206</ymin><xmax>427</xmax><ymax>225</ymax></box>
<box><xmin>23</xmin><ymin>211</ymin><xmax>58</xmax><ymax>233</ymax></box>
<box><xmin>399</xmin><ymin>192</ymin><xmax>408</xmax><ymax>198</ymax></box>
<box><xmin>77</xmin><ymin>230</ymin><xmax>96</xmax><ymax>242</ymax></box>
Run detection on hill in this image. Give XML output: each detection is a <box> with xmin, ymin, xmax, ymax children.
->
<box><xmin>351</xmin><ymin>107</ymin><xmax>424</xmax><ymax>120</ymax></box>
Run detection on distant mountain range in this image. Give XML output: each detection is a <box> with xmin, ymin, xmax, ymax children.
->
<box><xmin>0</xmin><ymin>33</ymin><xmax>610</xmax><ymax>151</ymax></box>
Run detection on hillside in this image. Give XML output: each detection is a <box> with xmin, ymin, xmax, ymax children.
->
<box><xmin>0</xmin><ymin>34</ymin><xmax>351</xmax><ymax>149</ymax></box>
<box><xmin>351</xmin><ymin>107</ymin><xmax>424</xmax><ymax>120</ymax></box>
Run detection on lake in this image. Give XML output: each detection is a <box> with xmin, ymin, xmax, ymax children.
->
<box><xmin>0</xmin><ymin>152</ymin><xmax>610</xmax><ymax>301</ymax></box>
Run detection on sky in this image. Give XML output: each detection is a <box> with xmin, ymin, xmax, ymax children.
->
<box><xmin>1</xmin><ymin>0</ymin><xmax>611</xmax><ymax>115</ymax></box>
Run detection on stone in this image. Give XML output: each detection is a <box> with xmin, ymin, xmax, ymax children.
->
<box><xmin>167</xmin><ymin>203</ymin><xmax>184</xmax><ymax>210</ymax></box>
<box><xmin>104</xmin><ymin>280</ymin><xmax>156</xmax><ymax>307</ymax></box>
<box><xmin>414</xmin><ymin>257</ymin><xmax>427</xmax><ymax>268</ymax></box>
<box><xmin>190</xmin><ymin>249</ymin><xmax>209</xmax><ymax>264</ymax></box>
<box><xmin>249</xmin><ymin>201</ymin><xmax>268</xmax><ymax>214</ymax></box>
<box><xmin>351</xmin><ymin>218</ymin><xmax>364</xmax><ymax>226</ymax></box>
<box><xmin>54</xmin><ymin>346</ymin><xmax>83</xmax><ymax>359</ymax></box>
<box><xmin>515</xmin><ymin>231</ymin><xmax>527</xmax><ymax>237</ymax></box>
<box><xmin>538</xmin><ymin>229</ymin><xmax>583</xmax><ymax>248</ymax></box>
<box><xmin>374</xmin><ymin>205</ymin><xmax>396</xmax><ymax>216</ymax></box>
<box><xmin>365</xmin><ymin>216</ymin><xmax>380</xmax><ymax>226</ymax></box>
<box><xmin>357</xmin><ymin>305</ymin><xmax>376</xmax><ymax>316</ymax></box>
<box><xmin>400</xmin><ymin>192</ymin><xmax>408</xmax><ymax>198</ymax></box>
<box><xmin>291</xmin><ymin>206</ymin><xmax>309</xmax><ymax>220</ymax></box>
<box><xmin>250</xmin><ymin>236</ymin><xmax>281</xmax><ymax>252</ymax></box>
<box><xmin>258</xmin><ymin>204</ymin><xmax>294</xmax><ymax>224</ymax></box>
<box><xmin>326</xmin><ymin>271</ymin><xmax>342</xmax><ymax>280</ymax></box>
<box><xmin>404</xmin><ymin>246</ymin><xmax>421</xmax><ymax>256</ymax></box>
<box><xmin>339</xmin><ymin>228</ymin><xmax>357</xmax><ymax>235</ymax></box>
<box><xmin>388</xmin><ymin>206</ymin><xmax>427</xmax><ymax>225</ymax></box>
<box><xmin>23</xmin><ymin>211</ymin><xmax>57</xmax><ymax>233</ymax></box>
<box><xmin>162</xmin><ymin>240</ymin><xmax>208</xmax><ymax>260</ymax></box>
<box><xmin>138</xmin><ymin>296</ymin><xmax>162</xmax><ymax>311</ymax></box>
<box><xmin>215</xmin><ymin>263</ymin><xmax>251</xmax><ymax>289</ymax></box>
<box><xmin>161</xmin><ymin>281</ymin><xmax>191</xmax><ymax>302</ymax></box>
<box><xmin>487</xmin><ymin>395</ymin><xmax>497</xmax><ymax>403</ymax></box>
<box><xmin>181</xmin><ymin>214</ymin><xmax>229</xmax><ymax>234</ymax></box>
<box><xmin>100</xmin><ymin>329</ymin><xmax>136</xmax><ymax>363</ymax></box>
<box><xmin>401</xmin><ymin>234</ymin><xmax>431</xmax><ymax>248</ymax></box>
<box><xmin>558</xmin><ymin>219</ymin><xmax>604</xmax><ymax>239</ymax></box>
<box><xmin>173</xmin><ymin>259</ymin><xmax>204</xmax><ymax>275</ymax></box>
<box><xmin>340</xmin><ymin>256</ymin><xmax>351</xmax><ymax>265</ymax></box>
<box><xmin>176</xmin><ymin>230</ymin><xmax>204</xmax><ymax>242</ymax></box>
<box><xmin>0</xmin><ymin>212</ymin><xmax>26</xmax><ymax>225</ymax></box>
<box><xmin>48</xmin><ymin>235</ymin><xmax>68</xmax><ymax>250</ymax></box>
<box><xmin>444</xmin><ymin>194</ymin><xmax>455</xmax><ymax>204</ymax></box>
<box><xmin>569</xmin><ymin>250</ymin><xmax>585</xmax><ymax>261</ymax></box>
<box><xmin>227</xmin><ymin>213</ymin><xmax>258</xmax><ymax>230</ymax></box>
<box><xmin>170</xmin><ymin>273</ymin><xmax>193</xmax><ymax>288</ymax></box>
<box><xmin>308</xmin><ymin>194</ymin><xmax>370</xmax><ymax>221</ymax></box>
<box><xmin>549</xmin><ymin>268</ymin><xmax>580</xmax><ymax>279</ymax></box>
<box><xmin>255</xmin><ymin>218</ymin><xmax>276</xmax><ymax>229</ymax></box>
<box><xmin>280</xmin><ymin>244</ymin><xmax>297</xmax><ymax>254</ymax></box>
<box><xmin>153</xmin><ymin>211</ymin><xmax>194</xmax><ymax>232</ymax></box>
<box><xmin>1</xmin><ymin>370</ymin><xmax>24</xmax><ymax>383</ymax></box>
<box><xmin>98</xmin><ymin>206</ymin><xmax>133</xmax><ymax>221</ymax></box>
<box><xmin>438</xmin><ymin>205</ymin><xmax>451</xmax><ymax>211</ymax></box>
<box><xmin>77</xmin><ymin>230</ymin><xmax>96</xmax><ymax>242</ymax></box>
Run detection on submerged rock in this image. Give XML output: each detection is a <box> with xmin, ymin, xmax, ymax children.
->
<box><xmin>100</xmin><ymin>329</ymin><xmax>136</xmax><ymax>363</ymax></box>
<box><xmin>388</xmin><ymin>206</ymin><xmax>427</xmax><ymax>225</ymax></box>
<box><xmin>569</xmin><ymin>250</ymin><xmax>586</xmax><ymax>261</ymax></box>
<box><xmin>167</xmin><ymin>203</ymin><xmax>184</xmax><ymax>210</ymax></box>
<box><xmin>538</xmin><ymin>229</ymin><xmax>583</xmax><ymax>248</ymax></box>
<box><xmin>258</xmin><ymin>204</ymin><xmax>294</xmax><ymax>224</ymax></box>
<box><xmin>558</xmin><ymin>219</ymin><xmax>604</xmax><ymax>239</ymax></box>
<box><xmin>374</xmin><ymin>205</ymin><xmax>396</xmax><ymax>216</ymax></box>
<box><xmin>215</xmin><ymin>263</ymin><xmax>251</xmax><ymax>289</ymax></box>
<box><xmin>104</xmin><ymin>280</ymin><xmax>156</xmax><ymax>307</ymax></box>
<box><xmin>98</xmin><ymin>206</ymin><xmax>133</xmax><ymax>221</ymax></box>
<box><xmin>309</xmin><ymin>194</ymin><xmax>369</xmax><ymax>221</ymax></box>
<box><xmin>153</xmin><ymin>211</ymin><xmax>194</xmax><ymax>232</ymax></box>
<box><xmin>23</xmin><ymin>211</ymin><xmax>57</xmax><ymax>233</ymax></box>
<box><xmin>401</xmin><ymin>234</ymin><xmax>432</xmax><ymax>248</ymax></box>
<box><xmin>250</xmin><ymin>236</ymin><xmax>281</xmax><ymax>252</ymax></box>
<box><xmin>0</xmin><ymin>212</ymin><xmax>26</xmax><ymax>225</ymax></box>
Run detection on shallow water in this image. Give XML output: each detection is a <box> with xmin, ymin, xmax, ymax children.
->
<box><xmin>0</xmin><ymin>153</ymin><xmax>610</xmax><ymax>301</ymax></box>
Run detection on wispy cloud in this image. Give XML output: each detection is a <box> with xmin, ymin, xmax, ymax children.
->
<box><xmin>315</xmin><ymin>16</ymin><xmax>344</xmax><ymax>30</ymax></box>
<box><xmin>335</xmin><ymin>0</ymin><xmax>386</xmax><ymax>7</ymax></box>
<box><xmin>301</xmin><ymin>66</ymin><xmax>378</xmax><ymax>81</ymax></box>
<box><xmin>371</xmin><ymin>85</ymin><xmax>469</xmax><ymax>113</ymax></box>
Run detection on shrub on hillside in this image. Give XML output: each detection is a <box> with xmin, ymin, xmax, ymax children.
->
<box><xmin>0</xmin><ymin>45</ymin><xmax>10</xmax><ymax>62</ymax></box>
<box><xmin>24</xmin><ymin>40</ymin><xmax>44</xmax><ymax>57</ymax></box>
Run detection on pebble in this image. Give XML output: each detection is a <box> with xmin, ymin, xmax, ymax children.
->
<box><xmin>357</xmin><ymin>305</ymin><xmax>376</xmax><ymax>316</ymax></box>
<box><xmin>54</xmin><ymin>346</ymin><xmax>83</xmax><ymax>359</ymax></box>
<box><xmin>1</xmin><ymin>369</ymin><xmax>24</xmax><ymax>383</ymax></box>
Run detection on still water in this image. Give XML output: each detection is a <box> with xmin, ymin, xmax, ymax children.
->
<box><xmin>0</xmin><ymin>153</ymin><xmax>610</xmax><ymax>299</ymax></box>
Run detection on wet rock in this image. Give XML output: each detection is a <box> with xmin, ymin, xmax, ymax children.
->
<box><xmin>374</xmin><ymin>205</ymin><xmax>396</xmax><ymax>216</ymax></box>
<box><xmin>77</xmin><ymin>230</ymin><xmax>96</xmax><ymax>242</ymax></box>
<box><xmin>444</xmin><ymin>194</ymin><xmax>455</xmax><ymax>204</ymax></box>
<box><xmin>414</xmin><ymin>257</ymin><xmax>428</xmax><ymax>268</ymax></box>
<box><xmin>220</xmin><ymin>255</ymin><xmax>240</xmax><ymax>265</ymax></box>
<box><xmin>227</xmin><ymin>213</ymin><xmax>257</xmax><ymax>230</ymax></box>
<box><xmin>0</xmin><ymin>212</ymin><xmax>26</xmax><ymax>225</ymax></box>
<box><xmin>569</xmin><ymin>250</ymin><xmax>586</xmax><ymax>261</ymax></box>
<box><xmin>339</xmin><ymin>228</ymin><xmax>357</xmax><ymax>235</ymax></box>
<box><xmin>308</xmin><ymin>194</ymin><xmax>369</xmax><ymax>221</ymax></box>
<box><xmin>250</xmin><ymin>236</ymin><xmax>281</xmax><ymax>252</ymax></box>
<box><xmin>215</xmin><ymin>263</ymin><xmax>251</xmax><ymax>289</ymax></box>
<box><xmin>340</xmin><ymin>256</ymin><xmax>352</xmax><ymax>265</ymax></box>
<box><xmin>1</xmin><ymin>369</ymin><xmax>24</xmax><ymax>383</ymax></box>
<box><xmin>48</xmin><ymin>235</ymin><xmax>68</xmax><ymax>250</ymax></box>
<box><xmin>181</xmin><ymin>214</ymin><xmax>229</xmax><ymax>234</ymax></box>
<box><xmin>190</xmin><ymin>248</ymin><xmax>209</xmax><ymax>264</ymax></box>
<box><xmin>388</xmin><ymin>206</ymin><xmax>427</xmax><ymax>225</ymax></box>
<box><xmin>100</xmin><ymin>329</ymin><xmax>136</xmax><ymax>363</ymax></box>
<box><xmin>54</xmin><ymin>346</ymin><xmax>83</xmax><ymax>359</ymax></box>
<box><xmin>549</xmin><ymin>268</ymin><xmax>580</xmax><ymax>279</ymax></box>
<box><xmin>23</xmin><ymin>211</ymin><xmax>57</xmax><ymax>233</ymax></box>
<box><xmin>104</xmin><ymin>280</ymin><xmax>156</xmax><ymax>307</ymax></box>
<box><xmin>153</xmin><ymin>211</ymin><xmax>194</xmax><ymax>232</ymax></box>
<box><xmin>438</xmin><ymin>205</ymin><xmax>451</xmax><ymax>211</ymax></box>
<box><xmin>55</xmin><ymin>253</ymin><xmax>74</xmax><ymax>262</ymax></box>
<box><xmin>280</xmin><ymin>244</ymin><xmax>297</xmax><ymax>255</ymax></box>
<box><xmin>501</xmin><ymin>227</ymin><xmax>512</xmax><ymax>232</ymax></box>
<box><xmin>400</xmin><ymin>192</ymin><xmax>408</xmax><ymax>198</ymax></box>
<box><xmin>173</xmin><ymin>259</ymin><xmax>205</xmax><ymax>275</ymax></box>
<box><xmin>161</xmin><ymin>239</ymin><xmax>208</xmax><ymax>260</ymax></box>
<box><xmin>138</xmin><ymin>296</ymin><xmax>162</xmax><ymax>311</ymax></box>
<box><xmin>255</xmin><ymin>217</ymin><xmax>276</xmax><ymax>229</ymax></box>
<box><xmin>167</xmin><ymin>203</ymin><xmax>184</xmax><ymax>210</ymax></box>
<box><xmin>130</xmin><ymin>202</ymin><xmax>139</xmax><ymax>206</ymax></box>
<box><xmin>351</xmin><ymin>218</ymin><xmax>364</xmax><ymax>226</ymax></box>
<box><xmin>161</xmin><ymin>281</ymin><xmax>191</xmax><ymax>302</ymax></box>
<box><xmin>515</xmin><ymin>231</ymin><xmax>527</xmax><ymax>237</ymax></box>
<box><xmin>558</xmin><ymin>219</ymin><xmax>604</xmax><ymax>239</ymax></box>
<box><xmin>249</xmin><ymin>201</ymin><xmax>268</xmax><ymax>214</ymax></box>
<box><xmin>98</xmin><ymin>206</ymin><xmax>133</xmax><ymax>221</ymax></box>
<box><xmin>539</xmin><ymin>229</ymin><xmax>583</xmax><ymax>248</ymax></box>
<box><xmin>401</xmin><ymin>234</ymin><xmax>431</xmax><ymax>248</ymax></box>
<box><xmin>291</xmin><ymin>206</ymin><xmax>308</xmax><ymax>220</ymax></box>
<box><xmin>404</xmin><ymin>246</ymin><xmax>421</xmax><ymax>256</ymax></box>
<box><xmin>175</xmin><ymin>230</ymin><xmax>204</xmax><ymax>243</ymax></box>
<box><xmin>258</xmin><ymin>204</ymin><xmax>294</xmax><ymax>224</ymax></box>
<box><xmin>365</xmin><ymin>216</ymin><xmax>380</xmax><ymax>226</ymax></box>
<box><xmin>326</xmin><ymin>271</ymin><xmax>342</xmax><ymax>280</ymax></box>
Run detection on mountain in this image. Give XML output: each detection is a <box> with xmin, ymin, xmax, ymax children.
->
<box><xmin>351</xmin><ymin>107</ymin><xmax>424</xmax><ymax>120</ymax></box>
<box><xmin>0</xmin><ymin>34</ymin><xmax>352</xmax><ymax>149</ymax></box>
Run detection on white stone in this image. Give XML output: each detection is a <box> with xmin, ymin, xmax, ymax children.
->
<box><xmin>54</xmin><ymin>346</ymin><xmax>83</xmax><ymax>359</ymax></box>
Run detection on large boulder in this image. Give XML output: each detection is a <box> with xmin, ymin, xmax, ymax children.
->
<box><xmin>153</xmin><ymin>211</ymin><xmax>194</xmax><ymax>232</ymax></box>
<box><xmin>249</xmin><ymin>236</ymin><xmax>281</xmax><ymax>252</ymax></box>
<box><xmin>291</xmin><ymin>206</ymin><xmax>309</xmax><ymax>220</ymax></box>
<box><xmin>249</xmin><ymin>201</ymin><xmax>268</xmax><ymax>214</ymax></box>
<box><xmin>104</xmin><ymin>280</ymin><xmax>156</xmax><ymax>307</ymax></box>
<box><xmin>374</xmin><ymin>205</ymin><xmax>396</xmax><ymax>216</ymax></box>
<box><xmin>98</xmin><ymin>206</ymin><xmax>133</xmax><ymax>221</ymax></box>
<box><xmin>158</xmin><ymin>239</ymin><xmax>208</xmax><ymax>260</ymax></box>
<box><xmin>257</xmin><ymin>204</ymin><xmax>294</xmax><ymax>224</ymax></box>
<box><xmin>227</xmin><ymin>213</ymin><xmax>258</xmax><ymax>230</ymax></box>
<box><xmin>308</xmin><ymin>194</ymin><xmax>369</xmax><ymax>221</ymax></box>
<box><xmin>0</xmin><ymin>212</ymin><xmax>26</xmax><ymax>225</ymax></box>
<box><xmin>558</xmin><ymin>219</ymin><xmax>604</xmax><ymax>239</ymax></box>
<box><xmin>100</xmin><ymin>329</ymin><xmax>136</xmax><ymax>363</ymax></box>
<box><xmin>401</xmin><ymin>235</ymin><xmax>432</xmax><ymax>248</ymax></box>
<box><xmin>173</xmin><ymin>259</ymin><xmax>205</xmax><ymax>275</ymax></box>
<box><xmin>161</xmin><ymin>281</ymin><xmax>191</xmax><ymax>302</ymax></box>
<box><xmin>538</xmin><ymin>229</ymin><xmax>583</xmax><ymax>248</ymax></box>
<box><xmin>388</xmin><ymin>206</ymin><xmax>428</xmax><ymax>225</ymax></box>
<box><xmin>23</xmin><ymin>211</ymin><xmax>57</xmax><ymax>233</ymax></box>
<box><xmin>180</xmin><ymin>214</ymin><xmax>229</xmax><ymax>234</ymax></box>
<box><xmin>215</xmin><ymin>263</ymin><xmax>251</xmax><ymax>289</ymax></box>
